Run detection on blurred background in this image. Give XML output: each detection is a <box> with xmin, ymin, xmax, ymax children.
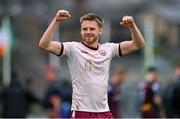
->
<box><xmin>0</xmin><ymin>0</ymin><xmax>180</xmax><ymax>118</ymax></box>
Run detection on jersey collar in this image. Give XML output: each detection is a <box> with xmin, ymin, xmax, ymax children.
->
<box><xmin>81</xmin><ymin>42</ymin><xmax>99</xmax><ymax>50</ymax></box>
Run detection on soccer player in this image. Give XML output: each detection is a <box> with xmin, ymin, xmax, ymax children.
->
<box><xmin>39</xmin><ymin>9</ymin><xmax>145</xmax><ymax>118</ymax></box>
<box><xmin>138</xmin><ymin>67</ymin><xmax>164</xmax><ymax>118</ymax></box>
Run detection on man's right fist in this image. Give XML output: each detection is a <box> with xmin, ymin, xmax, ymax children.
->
<box><xmin>55</xmin><ymin>10</ymin><xmax>71</xmax><ymax>21</ymax></box>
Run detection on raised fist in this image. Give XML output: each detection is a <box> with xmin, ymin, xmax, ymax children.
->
<box><xmin>120</xmin><ymin>16</ymin><xmax>134</xmax><ymax>27</ymax></box>
<box><xmin>55</xmin><ymin>9</ymin><xmax>71</xmax><ymax>21</ymax></box>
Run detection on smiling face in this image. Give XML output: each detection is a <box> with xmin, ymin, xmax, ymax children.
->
<box><xmin>80</xmin><ymin>13</ymin><xmax>103</xmax><ymax>45</ymax></box>
<box><xmin>81</xmin><ymin>20</ymin><xmax>102</xmax><ymax>44</ymax></box>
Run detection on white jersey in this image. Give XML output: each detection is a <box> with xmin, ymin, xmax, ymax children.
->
<box><xmin>60</xmin><ymin>41</ymin><xmax>122</xmax><ymax>112</ymax></box>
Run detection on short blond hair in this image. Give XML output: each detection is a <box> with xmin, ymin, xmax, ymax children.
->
<box><xmin>80</xmin><ymin>13</ymin><xmax>103</xmax><ymax>28</ymax></box>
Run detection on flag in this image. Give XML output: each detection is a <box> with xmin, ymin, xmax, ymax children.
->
<box><xmin>0</xmin><ymin>17</ymin><xmax>12</xmax><ymax>58</ymax></box>
<box><xmin>0</xmin><ymin>16</ymin><xmax>12</xmax><ymax>86</ymax></box>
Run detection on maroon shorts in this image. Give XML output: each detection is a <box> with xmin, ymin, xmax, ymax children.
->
<box><xmin>70</xmin><ymin>111</ymin><xmax>113</xmax><ymax>118</ymax></box>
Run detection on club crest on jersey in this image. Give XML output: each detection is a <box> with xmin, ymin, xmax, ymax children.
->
<box><xmin>99</xmin><ymin>50</ymin><xmax>106</xmax><ymax>56</ymax></box>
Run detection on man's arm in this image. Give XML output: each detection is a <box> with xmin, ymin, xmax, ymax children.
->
<box><xmin>39</xmin><ymin>10</ymin><xmax>71</xmax><ymax>55</ymax></box>
<box><xmin>120</xmin><ymin>16</ymin><xmax>145</xmax><ymax>55</ymax></box>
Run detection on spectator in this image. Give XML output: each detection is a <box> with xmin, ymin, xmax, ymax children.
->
<box><xmin>0</xmin><ymin>72</ymin><xmax>40</xmax><ymax>118</ymax></box>
<box><xmin>171</xmin><ymin>63</ymin><xmax>180</xmax><ymax>118</ymax></box>
<box><xmin>108</xmin><ymin>67</ymin><xmax>127</xmax><ymax>118</ymax></box>
<box><xmin>162</xmin><ymin>74</ymin><xmax>176</xmax><ymax>117</ymax></box>
<box><xmin>138</xmin><ymin>67</ymin><xmax>164</xmax><ymax>118</ymax></box>
<box><xmin>43</xmin><ymin>64</ymin><xmax>71</xmax><ymax>118</ymax></box>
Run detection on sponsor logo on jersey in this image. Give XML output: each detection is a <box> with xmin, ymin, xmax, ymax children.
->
<box><xmin>81</xmin><ymin>50</ymin><xmax>88</xmax><ymax>54</ymax></box>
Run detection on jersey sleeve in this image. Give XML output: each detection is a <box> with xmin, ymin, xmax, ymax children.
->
<box><xmin>106</xmin><ymin>43</ymin><xmax>122</xmax><ymax>57</ymax></box>
<box><xmin>59</xmin><ymin>42</ymin><xmax>74</xmax><ymax>58</ymax></box>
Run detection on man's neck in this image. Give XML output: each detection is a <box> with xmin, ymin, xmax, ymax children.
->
<box><xmin>83</xmin><ymin>41</ymin><xmax>99</xmax><ymax>49</ymax></box>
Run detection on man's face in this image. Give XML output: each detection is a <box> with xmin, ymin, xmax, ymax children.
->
<box><xmin>146</xmin><ymin>72</ymin><xmax>158</xmax><ymax>82</ymax></box>
<box><xmin>112</xmin><ymin>72</ymin><xmax>127</xmax><ymax>85</ymax></box>
<box><xmin>81</xmin><ymin>20</ymin><xmax>102</xmax><ymax>44</ymax></box>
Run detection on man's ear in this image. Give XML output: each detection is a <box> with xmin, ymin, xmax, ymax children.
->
<box><xmin>99</xmin><ymin>28</ymin><xmax>103</xmax><ymax>34</ymax></box>
<box><xmin>80</xmin><ymin>30</ymin><xmax>83</xmax><ymax>36</ymax></box>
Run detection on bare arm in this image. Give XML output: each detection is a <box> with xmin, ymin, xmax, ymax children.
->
<box><xmin>39</xmin><ymin>10</ymin><xmax>71</xmax><ymax>55</ymax></box>
<box><xmin>120</xmin><ymin>16</ymin><xmax>145</xmax><ymax>55</ymax></box>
